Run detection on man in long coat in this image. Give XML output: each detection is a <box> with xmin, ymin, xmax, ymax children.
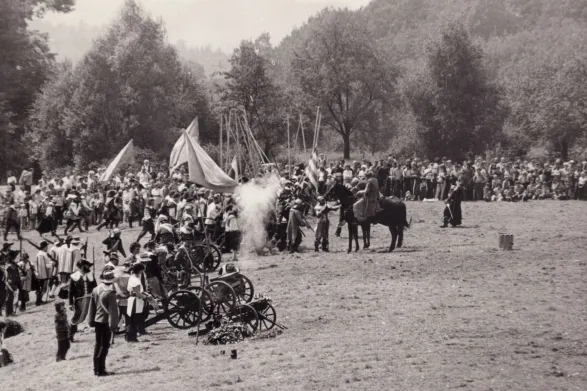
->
<box><xmin>356</xmin><ymin>171</ymin><xmax>382</xmax><ymax>221</ymax></box>
<box><xmin>286</xmin><ymin>200</ymin><xmax>309</xmax><ymax>254</ymax></box>
<box><xmin>442</xmin><ymin>182</ymin><xmax>465</xmax><ymax>228</ymax></box>
<box><xmin>68</xmin><ymin>258</ymin><xmax>96</xmax><ymax>342</ymax></box>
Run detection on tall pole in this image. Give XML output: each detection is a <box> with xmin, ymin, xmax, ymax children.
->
<box><xmin>300</xmin><ymin>112</ymin><xmax>306</xmax><ymax>155</ymax></box>
<box><xmin>219</xmin><ymin>115</ymin><xmax>224</xmax><ymax>167</ymax></box>
<box><xmin>287</xmin><ymin>114</ymin><xmax>291</xmax><ymax>178</ymax></box>
<box><xmin>226</xmin><ymin>114</ymin><xmax>230</xmax><ymax>171</ymax></box>
<box><xmin>235</xmin><ymin>112</ymin><xmax>240</xmax><ymax>177</ymax></box>
<box><xmin>315</xmin><ymin>113</ymin><xmax>322</xmax><ymax>151</ymax></box>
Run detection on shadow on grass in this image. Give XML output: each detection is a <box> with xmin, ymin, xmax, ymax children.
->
<box><xmin>114</xmin><ymin>366</ymin><xmax>161</xmax><ymax>376</ymax></box>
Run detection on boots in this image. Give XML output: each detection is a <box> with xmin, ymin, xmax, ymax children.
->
<box><xmin>334</xmin><ymin>227</ymin><xmax>341</xmax><ymax>237</ymax></box>
<box><xmin>314</xmin><ymin>240</ymin><xmax>320</xmax><ymax>252</ymax></box>
<box><xmin>321</xmin><ymin>239</ymin><xmax>329</xmax><ymax>252</ymax></box>
<box><xmin>440</xmin><ymin>216</ymin><xmax>449</xmax><ymax>228</ymax></box>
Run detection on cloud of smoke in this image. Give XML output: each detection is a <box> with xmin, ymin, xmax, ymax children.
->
<box><xmin>235</xmin><ymin>174</ymin><xmax>282</xmax><ymax>256</ymax></box>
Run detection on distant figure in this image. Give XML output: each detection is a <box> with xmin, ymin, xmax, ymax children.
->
<box><xmin>19</xmin><ymin>168</ymin><xmax>33</xmax><ymax>193</ymax></box>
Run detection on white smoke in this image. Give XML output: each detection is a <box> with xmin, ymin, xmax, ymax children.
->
<box><xmin>235</xmin><ymin>174</ymin><xmax>282</xmax><ymax>256</ymax></box>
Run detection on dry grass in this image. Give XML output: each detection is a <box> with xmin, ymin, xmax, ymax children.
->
<box><xmin>2</xmin><ymin>201</ymin><xmax>587</xmax><ymax>390</ymax></box>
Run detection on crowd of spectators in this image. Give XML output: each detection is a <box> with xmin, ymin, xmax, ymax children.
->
<box><xmin>303</xmin><ymin>155</ymin><xmax>587</xmax><ymax>202</ymax></box>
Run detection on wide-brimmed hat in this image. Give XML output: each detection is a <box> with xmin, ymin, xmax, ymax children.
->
<box><xmin>100</xmin><ymin>269</ymin><xmax>117</xmax><ymax>284</ymax></box>
<box><xmin>76</xmin><ymin>258</ymin><xmax>93</xmax><ymax>268</ymax></box>
<box><xmin>2</xmin><ymin>242</ymin><xmax>14</xmax><ymax>251</ymax></box>
<box><xmin>71</xmin><ymin>236</ymin><xmax>81</xmax><ymax>245</ymax></box>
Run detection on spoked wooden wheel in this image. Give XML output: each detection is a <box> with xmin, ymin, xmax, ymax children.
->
<box><xmin>257</xmin><ymin>302</ymin><xmax>277</xmax><ymax>331</ymax></box>
<box><xmin>233</xmin><ymin>274</ymin><xmax>255</xmax><ymax>304</ymax></box>
<box><xmin>187</xmin><ymin>286</ymin><xmax>214</xmax><ymax>322</ymax></box>
<box><xmin>164</xmin><ymin>290</ymin><xmax>201</xmax><ymax>329</ymax></box>
<box><xmin>205</xmin><ymin>281</ymin><xmax>236</xmax><ymax>314</ymax></box>
<box><xmin>191</xmin><ymin>244</ymin><xmax>222</xmax><ymax>273</ymax></box>
<box><xmin>227</xmin><ymin>304</ymin><xmax>259</xmax><ymax>334</ymax></box>
<box><xmin>187</xmin><ymin>266</ymin><xmax>205</xmax><ymax>290</ymax></box>
<box><xmin>161</xmin><ymin>269</ymin><xmax>177</xmax><ymax>293</ymax></box>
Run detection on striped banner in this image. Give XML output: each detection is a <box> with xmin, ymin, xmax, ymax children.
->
<box><xmin>305</xmin><ymin>149</ymin><xmax>319</xmax><ymax>189</ymax></box>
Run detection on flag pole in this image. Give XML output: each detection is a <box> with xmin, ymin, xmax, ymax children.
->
<box><xmin>287</xmin><ymin>114</ymin><xmax>291</xmax><ymax>178</ymax></box>
<box><xmin>313</xmin><ymin>107</ymin><xmax>320</xmax><ymax>152</ymax></box>
<box><xmin>226</xmin><ymin>114</ymin><xmax>230</xmax><ymax>171</ymax></box>
<box><xmin>219</xmin><ymin>115</ymin><xmax>224</xmax><ymax>168</ymax></box>
<box><xmin>315</xmin><ymin>112</ymin><xmax>322</xmax><ymax>151</ymax></box>
<box><xmin>234</xmin><ymin>112</ymin><xmax>241</xmax><ymax>177</ymax></box>
<box><xmin>300</xmin><ymin>112</ymin><xmax>307</xmax><ymax>156</ymax></box>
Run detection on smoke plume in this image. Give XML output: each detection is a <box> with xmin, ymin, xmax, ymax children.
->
<box><xmin>235</xmin><ymin>174</ymin><xmax>282</xmax><ymax>256</ymax></box>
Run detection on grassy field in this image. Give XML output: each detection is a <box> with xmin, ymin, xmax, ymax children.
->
<box><xmin>1</xmin><ymin>201</ymin><xmax>586</xmax><ymax>391</ymax></box>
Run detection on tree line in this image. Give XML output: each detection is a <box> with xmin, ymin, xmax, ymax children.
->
<box><xmin>1</xmin><ymin>0</ymin><xmax>585</xmax><ymax>179</ymax></box>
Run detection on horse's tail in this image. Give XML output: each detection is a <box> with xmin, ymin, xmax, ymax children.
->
<box><xmin>405</xmin><ymin>216</ymin><xmax>412</xmax><ymax>229</ymax></box>
<box><xmin>400</xmin><ymin>201</ymin><xmax>410</xmax><ymax>228</ymax></box>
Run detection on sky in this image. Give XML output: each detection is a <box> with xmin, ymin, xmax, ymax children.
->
<box><xmin>38</xmin><ymin>0</ymin><xmax>372</xmax><ymax>52</ymax></box>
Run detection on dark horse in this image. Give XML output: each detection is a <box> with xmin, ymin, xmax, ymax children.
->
<box><xmin>326</xmin><ymin>183</ymin><xmax>410</xmax><ymax>253</ymax></box>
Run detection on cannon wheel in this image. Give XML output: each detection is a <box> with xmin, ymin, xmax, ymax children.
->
<box><xmin>233</xmin><ymin>274</ymin><xmax>255</xmax><ymax>304</ymax></box>
<box><xmin>191</xmin><ymin>244</ymin><xmax>222</xmax><ymax>273</ymax></box>
<box><xmin>257</xmin><ymin>302</ymin><xmax>277</xmax><ymax>331</ymax></box>
<box><xmin>205</xmin><ymin>281</ymin><xmax>237</xmax><ymax>314</ymax></box>
<box><xmin>164</xmin><ymin>290</ymin><xmax>201</xmax><ymax>329</ymax></box>
<box><xmin>187</xmin><ymin>286</ymin><xmax>214</xmax><ymax>322</ymax></box>
<box><xmin>228</xmin><ymin>304</ymin><xmax>259</xmax><ymax>334</ymax></box>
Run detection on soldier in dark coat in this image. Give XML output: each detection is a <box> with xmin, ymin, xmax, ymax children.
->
<box><xmin>68</xmin><ymin>258</ymin><xmax>97</xmax><ymax>342</ymax></box>
<box><xmin>286</xmin><ymin>200</ymin><xmax>309</xmax><ymax>253</ymax></box>
<box><xmin>441</xmin><ymin>182</ymin><xmax>465</xmax><ymax>228</ymax></box>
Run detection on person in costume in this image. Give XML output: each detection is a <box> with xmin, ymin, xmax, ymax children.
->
<box><xmin>96</xmin><ymin>190</ymin><xmax>119</xmax><ymax>231</ymax></box>
<box><xmin>356</xmin><ymin>171</ymin><xmax>382</xmax><ymax>221</ymax></box>
<box><xmin>63</xmin><ymin>197</ymin><xmax>85</xmax><ymax>235</ymax></box>
<box><xmin>136</xmin><ymin>199</ymin><xmax>156</xmax><ymax>243</ymax></box>
<box><xmin>126</xmin><ymin>262</ymin><xmax>148</xmax><ymax>343</ymax></box>
<box><xmin>4</xmin><ymin>250</ymin><xmax>22</xmax><ymax>316</ymax></box>
<box><xmin>273</xmin><ymin>194</ymin><xmax>291</xmax><ymax>252</ymax></box>
<box><xmin>17</xmin><ymin>253</ymin><xmax>33</xmax><ymax>312</ymax></box>
<box><xmin>286</xmin><ymin>199</ymin><xmax>310</xmax><ymax>254</ymax></box>
<box><xmin>68</xmin><ymin>258</ymin><xmax>96</xmax><ymax>342</ymax></box>
<box><xmin>87</xmin><ymin>268</ymin><xmax>119</xmax><ymax>376</ymax></box>
<box><xmin>154</xmin><ymin>215</ymin><xmax>177</xmax><ymax>245</ymax></box>
<box><xmin>32</xmin><ymin>241</ymin><xmax>52</xmax><ymax>305</ymax></box>
<box><xmin>441</xmin><ymin>182</ymin><xmax>465</xmax><ymax>228</ymax></box>
<box><xmin>102</xmin><ymin>228</ymin><xmax>126</xmax><ymax>258</ymax></box>
<box><xmin>3</xmin><ymin>203</ymin><xmax>22</xmax><ymax>241</ymax></box>
<box><xmin>111</xmin><ymin>262</ymin><xmax>131</xmax><ymax>340</ymax></box>
<box><xmin>58</xmin><ymin>236</ymin><xmax>81</xmax><ymax>285</ymax></box>
<box><xmin>313</xmin><ymin>196</ymin><xmax>339</xmax><ymax>252</ymax></box>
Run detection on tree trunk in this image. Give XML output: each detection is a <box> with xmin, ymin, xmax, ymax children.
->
<box><xmin>342</xmin><ymin>132</ymin><xmax>351</xmax><ymax>159</ymax></box>
<box><xmin>560</xmin><ymin>140</ymin><xmax>569</xmax><ymax>161</ymax></box>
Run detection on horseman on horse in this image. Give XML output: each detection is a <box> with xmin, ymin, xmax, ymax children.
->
<box><xmin>325</xmin><ymin>171</ymin><xmax>410</xmax><ymax>253</ymax></box>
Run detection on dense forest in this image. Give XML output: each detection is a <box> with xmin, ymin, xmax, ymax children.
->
<box><xmin>1</xmin><ymin>0</ymin><xmax>586</xmax><ymax>177</ymax></box>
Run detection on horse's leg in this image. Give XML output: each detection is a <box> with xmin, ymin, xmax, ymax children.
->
<box><xmin>353</xmin><ymin>224</ymin><xmax>359</xmax><ymax>252</ymax></box>
<box><xmin>388</xmin><ymin>226</ymin><xmax>398</xmax><ymax>252</ymax></box>
<box><xmin>347</xmin><ymin>224</ymin><xmax>352</xmax><ymax>253</ymax></box>
<box><xmin>366</xmin><ymin>223</ymin><xmax>371</xmax><ymax>248</ymax></box>
<box><xmin>397</xmin><ymin>226</ymin><xmax>404</xmax><ymax>248</ymax></box>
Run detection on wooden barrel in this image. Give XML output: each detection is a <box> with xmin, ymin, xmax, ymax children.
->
<box><xmin>498</xmin><ymin>233</ymin><xmax>514</xmax><ymax>250</ymax></box>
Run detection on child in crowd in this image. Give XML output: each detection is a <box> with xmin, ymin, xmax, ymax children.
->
<box><xmin>483</xmin><ymin>183</ymin><xmax>492</xmax><ymax>202</ymax></box>
<box><xmin>54</xmin><ymin>301</ymin><xmax>70</xmax><ymax>362</ymax></box>
<box><xmin>18</xmin><ymin>203</ymin><xmax>28</xmax><ymax>230</ymax></box>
